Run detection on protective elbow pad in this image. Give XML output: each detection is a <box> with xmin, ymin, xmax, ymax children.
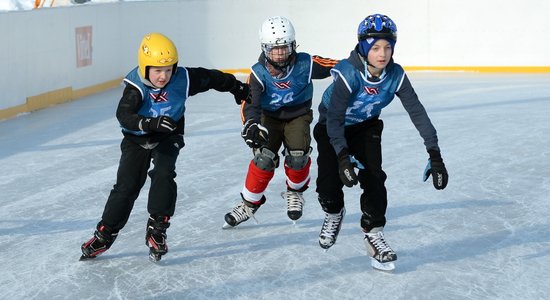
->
<box><xmin>283</xmin><ymin>147</ymin><xmax>312</xmax><ymax>170</ymax></box>
<box><xmin>253</xmin><ymin>147</ymin><xmax>278</xmax><ymax>171</ymax></box>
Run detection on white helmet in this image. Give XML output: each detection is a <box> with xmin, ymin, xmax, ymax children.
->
<box><xmin>259</xmin><ymin>16</ymin><xmax>296</xmax><ymax>68</ymax></box>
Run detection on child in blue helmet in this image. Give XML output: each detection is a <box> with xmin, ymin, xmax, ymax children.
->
<box><xmin>314</xmin><ymin>14</ymin><xmax>448</xmax><ymax>270</ymax></box>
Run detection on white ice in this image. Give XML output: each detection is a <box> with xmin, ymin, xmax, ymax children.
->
<box><xmin>1</xmin><ymin>73</ymin><xmax>549</xmax><ymax>299</ymax></box>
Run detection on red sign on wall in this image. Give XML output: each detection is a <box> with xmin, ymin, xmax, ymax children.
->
<box><xmin>75</xmin><ymin>26</ymin><xmax>92</xmax><ymax>68</ymax></box>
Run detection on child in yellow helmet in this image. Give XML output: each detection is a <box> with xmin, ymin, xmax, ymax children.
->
<box><xmin>80</xmin><ymin>32</ymin><xmax>250</xmax><ymax>262</ymax></box>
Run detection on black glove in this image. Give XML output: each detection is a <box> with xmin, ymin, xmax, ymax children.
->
<box><xmin>423</xmin><ymin>150</ymin><xmax>448</xmax><ymax>190</ymax></box>
<box><xmin>141</xmin><ymin>116</ymin><xmax>177</xmax><ymax>133</ymax></box>
<box><xmin>241</xmin><ymin>119</ymin><xmax>269</xmax><ymax>148</ymax></box>
<box><xmin>230</xmin><ymin>81</ymin><xmax>251</xmax><ymax>105</ymax></box>
<box><xmin>337</xmin><ymin>148</ymin><xmax>358</xmax><ymax>187</ymax></box>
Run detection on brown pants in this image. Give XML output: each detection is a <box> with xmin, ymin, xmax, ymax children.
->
<box><xmin>261</xmin><ymin>110</ymin><xmax>314</xmax><ymax>157</ymax></box>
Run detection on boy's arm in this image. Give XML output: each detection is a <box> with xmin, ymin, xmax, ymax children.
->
<box><xmin>326</xmin><ymin>77</ymin><xmax>352</xmax><ymax>156</ymax></box>
<box><xmin>240</xmin><ymin>74</ymin><xmax>263</xmax><ymax>124</ymax></box>
<box><xmin>186</xmin><ymin>67</ymin><xmax>247</xmax><ymax>99</ymax></box>
<box><xmin>396</xmin><ymin>74</ymin><xmax>440</xmax><ymax>152</ymax></box>
<box><xmin>311</xmin><ymin>55</ymin><xmax>339</xmax><ymax>79</ymax></box>
<box><xmin>115</xmin><ymin>84</ymin><xmax>144</xmax><ymax>131</ymax></box>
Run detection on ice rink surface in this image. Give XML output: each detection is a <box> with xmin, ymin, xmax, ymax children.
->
<box><xmin>1</xmin><ymin>72</ymin><xmax>549</xmax><ymax>299</ymax></box>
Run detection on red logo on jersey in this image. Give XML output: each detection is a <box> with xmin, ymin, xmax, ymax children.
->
<box><xmin>150</xmin><ymin>91</ymin><xmax>168</xmax><ymax>103</ymax></box>
<box><xmin>364</xmin><ymin>86</ymin><xmax>379</xmax><ymax>95</ymax></box>
<box><xmin>273</xmin><ymin>81</ymin><xmax>291</xmax><ymax>89</ymax></box>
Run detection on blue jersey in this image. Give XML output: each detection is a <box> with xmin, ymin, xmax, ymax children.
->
<box><xmin>321</xmin><ymin>60</ymin><xmax>405</xmax><ymax>125</ymax></box>
<box><xmin>251</xmin><ymin>53</ymin><xmax>313</xmax><ymax>112</ymax></box>
<box><xmin>121</xmin><ymin>66</ymin><xmax>189</xmax><ymax>135</ymax></box>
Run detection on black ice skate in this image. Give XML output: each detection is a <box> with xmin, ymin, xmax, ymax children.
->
<box><xmin>281</xmin><ymin>189</ymin><xmax>305</xmax><ymax>222</ymax></box>
<box><xmin>145</xmin><ymin>215</ymin><xmax>170</xmax><ymax>262</ymax></box>
<box><xmin>364</xmin><ymin>227</ymin><xmax>397</xmax><ymax>271</ymax></box>
<box><xmin>318</xmin><ymin>207</ymin><xmax>346</xmax><ymax>250</ymax></box>
<box><xmin>80</xmin><ymin>222</ymin><xmax>118</xmax><ymax>261</ymax></box>
<box><xmin>222</xmin><ymin>194</ymin><xmax>265</xmax><ymax>229</ymax></box>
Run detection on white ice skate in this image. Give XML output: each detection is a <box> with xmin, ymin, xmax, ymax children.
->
<box><xmin>364</xmin><ymin>227</ymin><xmax>397</xmax><ymax>271</ymax></box>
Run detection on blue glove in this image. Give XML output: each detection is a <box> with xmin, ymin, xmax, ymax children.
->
<box><xmin>423</xmin><ymin>150</ymin><xmax>448</xmax><ymax>190</ymax></box>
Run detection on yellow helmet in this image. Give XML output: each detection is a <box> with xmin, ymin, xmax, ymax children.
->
<box><xmin>137</xmin><ymin>33</ymin><xmax>179</xmax><ymax>79</ymax></box>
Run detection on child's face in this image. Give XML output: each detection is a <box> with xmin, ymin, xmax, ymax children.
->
<box><xmin>148</xmin><ymin>66</ymin><xmax>174</xmax><ymax>88</ymax></box>
<box><xmin>368</xmin><ymin>39</ymin><xmax>393</xmax><ymax>70</ymax></box>
<box><xmin>267</xmin><ymin>45</ymin><xmax>292</xmax><ymax>64</ymax></box>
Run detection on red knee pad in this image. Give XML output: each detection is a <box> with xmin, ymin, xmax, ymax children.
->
<box><xmin>285</xmin><ymin>158</ymin><xmax>311</xmax><ymax>191</ymax></box>
<box><xmin>245</xmin><ymin>160</ymin><xmax>275</xmax><ymax>194</ymax></box>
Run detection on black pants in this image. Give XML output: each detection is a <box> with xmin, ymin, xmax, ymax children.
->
<box><xmin>314</xmin><ymin>119</ymin><xmax>387</xmax><ymax>231</ymax></box>
<box><xmin>101</xmin><ymin>135</ymin><xmax>184</xmax><ymax>231</ymax></box>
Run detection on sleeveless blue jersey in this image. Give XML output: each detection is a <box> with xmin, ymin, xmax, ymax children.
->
<box><xmin>322</xmin><ymin>60</ymin><xmax>405</xmax><ymax>125</ymax></box>
<box><xmin>251</xmin><ymin>53</ymin><xmax>313</xmax><ymax>112</ymax></box>
<box><xmin>122</xmin><ymin>66</ymin><xmax>189</xmax><ymax>135</ymax></box>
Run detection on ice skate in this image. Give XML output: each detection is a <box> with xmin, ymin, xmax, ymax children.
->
<box><xmin>80</xmin><ymin>222</ymin><xmax>118</xmax><ymax>261</ymax></box>
<box><xmin>281</xmin><ymin>189</ymin><xmax>305</xmax><ymax>222</ymax></box>
<box><xmin>145</xmin><ymin>215</ymin><xmax>170</xmax><ymax>262</ymax></box>
<box><xmin>318</xmin><ymin>207</ymin><xmax>346</xmax><ymax>250</ymax></box>
<box><xmin>364</xmin><ymin>227</ymin><xmax>397</xmax><ymax>271</ymax></box>
<box><xmin>222</xmin><ymin>195</ymin><xmax>265</xmax><ymax>229</ymax></box>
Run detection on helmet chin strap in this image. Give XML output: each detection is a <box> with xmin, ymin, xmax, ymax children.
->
<box><xmin>358</xmin><ymin>52</ymin><xmax>386</xmax><ymax>82</ymax></box>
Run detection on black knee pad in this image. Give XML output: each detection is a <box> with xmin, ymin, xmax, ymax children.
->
<box><xmin>253</xmin><ymin>147</ymin><xmax>278</xmax><ymax>171</ymax></box>
<box><xmin>283</xmin><ymin>147</ymin><xmax>312</xmax><ymax>170</ymax></box>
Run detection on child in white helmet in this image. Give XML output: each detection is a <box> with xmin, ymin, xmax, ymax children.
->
<box><xmin>314</xmin><ymin>14</ymin><xmax>448</xmax><ymax>271</ymax></box>
<box><xmin>80</xmin><ymin>33</ymin><xmax>250</xmax><ymax>262</ymax></box>
<box><xmin>223</xmin><ymin>16</ymin><xmax>338</xmax><ymax>228</ymax></box>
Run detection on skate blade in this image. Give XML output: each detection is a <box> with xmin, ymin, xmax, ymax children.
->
<box><xmin>319</xmin><ymin>242</ymin><xmax>333</xmax><ymax>252</ymax></box>
<box><xmin>149</xmin><ymin>253</ymin><xmax>162</xmax><ymax>262</ymax></box>
<box><xmin>370</xmin><ymin>258</ymin><xmax>395</xmax><ymax>271</ymax></box>
<box><xmin>79</xmin><ymin>254</ymin><xmax>96</xmax><ymax>261</ymax></box>
<box><xmin>222</xmin><ymin>222</ymin><xmax>235</xmax><ymax>229</ymax></box>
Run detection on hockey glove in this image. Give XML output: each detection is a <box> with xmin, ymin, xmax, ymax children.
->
<box><xmin>423</xmin><ymin>150</ymin><xmax>448</xmax><ymax>190</ymax></box>
<box><xmin>337</xmin><ymin>148</ymin><xmax>358</xmax><ymax>187</ymax></box>
<box><xmin>230</xmin><ymin>81</ymin><xmax>251</xmax><ymax>105</ymax></box>
<box><xmin>241</xmin><ymin>119</ymin><xmax>269</xmax><ymax>148</ymax></box>
<box><xmin>141</xmin><ymin>116</ymin><xmax>177</xmax><ymax>133</ymax></box>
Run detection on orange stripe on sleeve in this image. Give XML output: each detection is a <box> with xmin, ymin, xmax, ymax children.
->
<box><xmin>313</xmin><ymin>55</ymin><xmax>339</xmax><ymax>67</ymax></box>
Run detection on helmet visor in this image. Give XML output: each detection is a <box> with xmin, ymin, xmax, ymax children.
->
<box><xmin>262</xmin><ymin>43</ymin><xmax>294</xmax><ymax>67</ymax></box>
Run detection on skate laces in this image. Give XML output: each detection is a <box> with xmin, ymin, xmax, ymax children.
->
<box><xmin>365</xmin><ymin>231</ymin><xmax>395</xmax><ymax>257</ymax></box>
<box><xmin>284</xmin><ymin>191</ymin><xmax>304</xmax><ymax>212</ymax></box>
<box><xmin>320</xmin><ymin>209</ymin><xmax>344</xmax><ymax>238</ymax></box>
<box><xmin>231</xmin><ymin>201</ymin><xmax>257</xmax><ymax>223</ymax></box>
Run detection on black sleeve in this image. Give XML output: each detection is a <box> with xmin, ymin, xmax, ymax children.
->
<box><xmin>186</xmin><ymin>67</ymin><xmax>239</xmax><ymax>96</ymax></box>
<box><xmin>115</xmin><ymin>84</ymin><xmax>143</xmax><ymax>131</ymax></box>
<box><xmin>311</xmin><ymin>55</ymin><xmax>339</xmax><ymax>80</ymax></box>
<box><xmin>241</xmin><ymin>74</ymin><xmax>263</xmax><ymax>124</ymax></box>
<box><xmin>326</xmin><ymin>76</ymin><xmax>352</xmax><ymax>156</ymax></box>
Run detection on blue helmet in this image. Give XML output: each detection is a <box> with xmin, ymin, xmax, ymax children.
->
<box><xmin>357</xmin><ymin>14</ymin><xmax>397</xmax><ymax>57</ymax></box>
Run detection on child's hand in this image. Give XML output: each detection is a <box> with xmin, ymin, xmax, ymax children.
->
<box><xmin>230</xmin><ymin>81</ymin><xmax>251</xmax><ymax>104</ymax></box>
